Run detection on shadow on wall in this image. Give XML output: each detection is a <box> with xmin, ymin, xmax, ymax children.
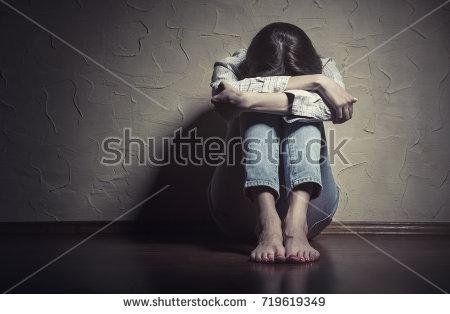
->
<box><xmin>136</xmin><ymin>106</ymin><xmax>228</xmax><ymax>229</ymax></box>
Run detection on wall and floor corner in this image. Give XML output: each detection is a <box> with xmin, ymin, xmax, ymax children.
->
<box><xmin>0</xmin><ymin>0</ymin><xmax>449</xmax><ymax>225</ymax></box>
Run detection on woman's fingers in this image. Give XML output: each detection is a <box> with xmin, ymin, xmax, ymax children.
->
<box><xmin>343</xmin><ymin>106</ymin><xmax>351</xmax><ymax>120</ymax></box>
<box><xmin>333</xmin><ymin>104</ymin><xmax>355</xmax><ymax>123</ymax></box>
<box><xmin>321</xmin><ymin>83</ymin><xmax>357</xmax><ymax>123</ymax></box>
<box><xmin>211</xmin><ymin>92</ymin><xmax>228</xmax><ymax>104</ymax></box>
<box><xmin>335</xmin><ymin>106</ymin><xmax>343</xmax><ymax>120</ymax></box>
<box><xmin>211</xmin><ymin>82</ymin><xmax>242</xmax><ymax>108</ymax></box>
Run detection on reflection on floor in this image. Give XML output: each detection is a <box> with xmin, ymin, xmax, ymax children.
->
<box><xmin>1</xmin><ymin>233</ymin><xmax>449</xmax><ymax>293</ymax></box>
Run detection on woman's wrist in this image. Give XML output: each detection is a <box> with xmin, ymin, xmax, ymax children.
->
<box><xmin>311</xmin><ymin>74</ymin><xmax>326</xmax><ymax>90</ymax></box>
<box><xmin>315</xmin><ymin>74</ymin><xmax>332</xmax><ymax>92</ymax></box>
<box><xmin>239</xmin><ymin>92</ymin><xmax>256</xmax><ymax>111</ymax></box>
<box><xmin>312</xmin><ymin>74</ymin><xmax>328</xmax><ymax>91</ymax></box>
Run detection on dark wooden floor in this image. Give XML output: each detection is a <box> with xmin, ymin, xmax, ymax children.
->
<box><xmin>1</xmin><ymin>232</ymin><xmax>449</xmax><ymax>293</ymax></box>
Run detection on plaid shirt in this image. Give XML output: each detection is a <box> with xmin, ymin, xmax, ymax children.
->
<box><xmin>210</xmin><ymin>49</ymin><xmax>345</xmax><ymax>123</ymax></box>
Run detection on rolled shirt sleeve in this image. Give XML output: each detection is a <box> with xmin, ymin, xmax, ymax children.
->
<box><xmin>283</xmin><ymin>58</ymin><xmax>344</xmax><ymax>123</ymax></box>
<box><xmin>284</xmin><ymin>89</ymin><xmax>333</xmax><ymax>122</ymax></box>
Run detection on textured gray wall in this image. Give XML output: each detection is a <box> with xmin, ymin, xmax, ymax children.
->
<box><xmin>0</xmin><ymin>0</ymin><xmax>449</xmax><ymax>222</ymax></box>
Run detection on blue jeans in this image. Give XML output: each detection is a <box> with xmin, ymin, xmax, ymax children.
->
<box><xmin>240</xmin><ymin>112</ymin><xmax>323</xmax><ymax>201</ymax></box>
<box><xmin>208</xmin><ymin>115</ymin><xmax>339</xmax><ymax>240</ymax></box>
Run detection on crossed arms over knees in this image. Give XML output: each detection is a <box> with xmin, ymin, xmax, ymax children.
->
<box><xmin>210</xmin><ymin>49</ymin><xmax>357</xmax><ymax>124</ymax></box>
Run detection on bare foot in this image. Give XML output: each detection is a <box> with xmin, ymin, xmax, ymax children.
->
<box><xmin>283</xmin><ymin>220</ymin><xmax>320</xmax><ymax>263</ymax></box>
<box><xmin>250</xmin><ymin>219</ymin><xmax>285</xmax><ymax>264</ymax></box>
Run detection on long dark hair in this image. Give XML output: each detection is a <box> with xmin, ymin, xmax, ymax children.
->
<box><xmin>239</xmin><ymin>22</ymin><xmax>322</xmax><ymax>78</ymax></box>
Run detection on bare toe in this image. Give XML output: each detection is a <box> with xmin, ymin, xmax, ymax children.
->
<box><xmin>250</xmin><ymin>224</ymin><xmax>284</xmax><ymax>263</ymax></box>
<box><xmin>262</xmin><ymin>253</ymin><xmax>269</xmax><ymax>263</ymax></box>
<box><xmin>283</xmin><ymin>220</ymin><xmax>320</xmax><ymax>264</ymax></box>
<box><xmin>275</xmin><ymin>254</ymin><xmax>285</xmax><ymax>263</ymax></box>
<box><xmin>301</xmin><ymin>250</ymin><xmax>308</xmax><ymax>262</ymax></box>
<box><xmin>255</xmin><ymin>252</ymin><xmax>262</xmax><ymax>262</ymax></box>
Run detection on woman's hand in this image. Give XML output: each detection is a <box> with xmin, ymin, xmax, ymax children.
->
<box><xmin>211</xmin><ymin>82</ymin><xmax>249</xmax><ymax>109</ymax></box>
<box><xmin>210</xmin><ymin>82</ymin><xmax>251</xmax><ymax>120</ymax></box>
<box><xmin>316</xmin><ymin>75</ymin><xmax>357</xmax><ymax>124</ymax></box>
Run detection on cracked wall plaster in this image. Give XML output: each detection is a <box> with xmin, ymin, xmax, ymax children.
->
<box><xmin>0</xmin><ymin>0</ymin><xmax>449</xmax><ymax>222</ymax></box>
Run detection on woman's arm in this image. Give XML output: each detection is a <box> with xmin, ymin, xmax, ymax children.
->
<box><xmin>211</xmin><ymin>51</ymin><xmax>357</xmax><ymax>122</ymax></box>
<box><xmin>211</xmin><ymin>82</ymin><xmax>290</xmax><ymax>115</ymax></box>
<box><xmin>284</xmin><ymin>59</ymin><xmax>357</xmax><ymax>123</ymax></box>
<box><xmin>211</xmin><ymin>52</ymin><xmax>331</xmax><ymax>121</ymax></box>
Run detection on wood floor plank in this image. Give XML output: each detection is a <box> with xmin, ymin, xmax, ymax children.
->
<box><xmin>0</xmin><ymin>234</ymin><xmax>448</xmax><ymax>293</ymax></box>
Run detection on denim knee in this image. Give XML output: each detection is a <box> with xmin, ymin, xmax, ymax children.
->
<box><xmin>282</xmin><ymin>123</ymin><xmax>323</xmax><ymax>199</ymax></box>
<box><xmin>241</xmin><ymin>115</ymin><xmax>281</xmax><ymax>200</ymax></box>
